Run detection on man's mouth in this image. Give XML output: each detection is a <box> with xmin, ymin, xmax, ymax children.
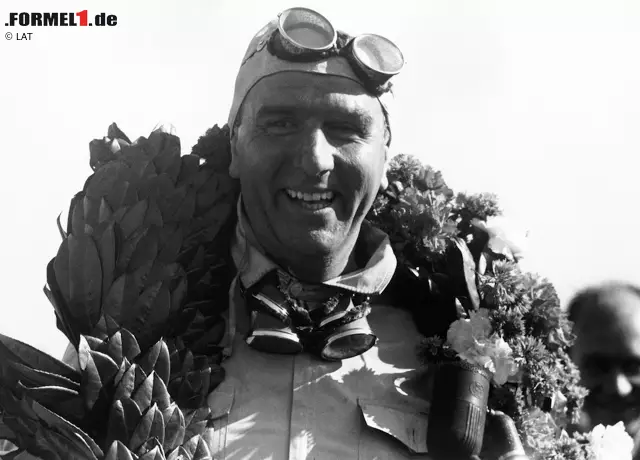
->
<box><xmin>285</xmin><ymin>189</ymin><xmax>336</xmax><ymax>211</ymax></box>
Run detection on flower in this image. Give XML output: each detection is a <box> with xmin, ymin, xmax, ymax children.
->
<box><xmin>458</xmin><ymin>346</ymin><xmax>494</xmax><ymax>372</ymax></box>
<box><xmin>485</xmin><ymin>335</ymin><xmax>519</xmax><ymax>385</ymax></box>
<box><xmin>521</xmin><ymin>408</ymin><xmax>559</xmax><ymax>454</ymax></box>
<box><xmin>589</xmin><ymin>422</ymin><xmax>634</xmax><ymax>460</ymax></box>
<box><xmin>471</xmin><ymin>216</ymin><xmax>529</xmax><ymax>261</ymax></box>
<box><xmin>446</xmin><ymin>308</ymin><xmax>519</xmax><ymax>385</ymax></box>
<box><xmin>446</xmin><ymin>316</ymin><xmax>475</xmax><ymax>352</ymax></box>
<box><xmin>447</xmin><ymin>308</ymin><xmax>492</xmax><ymax>350</ymax></box>
<box><xmin>551</xmin><ymin>389</ymin><xmax>568</xmax><ymax>415</ymax></box>
<box><xmin>469</xmin><ymin>308</ymin><xmax>493</xmax><ymax>337</ymax></box>
<box><xmin>370</xmin><ymin>154</ymin><xmax>591</xmax><ymax>458</ymax></box>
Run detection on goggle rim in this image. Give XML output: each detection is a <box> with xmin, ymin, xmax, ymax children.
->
<box><xmin>320</xmin><ymin>327</ymin><xmax>378</xmax><ymax>361</ymax></box>
<box><xmin>350</xmin><ymin>34</ymin><xmax>405</xmax><ymax>77</ymax></box>
<box><xmin>253</xmin><ymin>292</ymin><xmax>290</xmax><ymax>319</ymax></box>
<box><xmin>277</xmin><ymin>7</ymin><xmax>337</xmax><ymax>53</ymax></box>
<box><xmin>248</xmin><ymin>329</ymin><xmax>301</xmax><ymax>343</ymax></box>
<box><xmin>246</xmin><ymin>328</ymin><xmax>303</xmax><ymax>354</ymax></box>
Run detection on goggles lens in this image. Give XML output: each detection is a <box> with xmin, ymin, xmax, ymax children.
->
<box><xmin>322</xmin><ymin>329</ymin><xmax>377</xmax><ymax>361</ymax></box>
<box><xmin>352</xmin><ymin>34</ymin><xmax>404</xmax><ymax>76</ymax></box>
<box><xmin>242</xmin><ymin>277</ymin><xmax>377</xmax><ymax>361</ymax></box>
<box><xmin>320</xmin><ymin>317</ymin><xmax>377</xmax><ymax>361</ymax></box>
<box><xmin>278</xmin><ymin>7</ymin><xmax>336</xmax><ymax>51</ymax></box>
<box><xmin>271</xmin><ymin>8</ymin><xmax>403</xmax><ymax>88</ymax></box>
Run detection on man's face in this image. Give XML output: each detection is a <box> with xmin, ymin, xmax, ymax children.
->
<box><xmin>229</xmin><ymin>72</ymin><xmax>389</xmax><ymax>273</ymax></box>
<box><xmin>572</xmin><ymin>289</ymin><xmax>640</xmax><ymax>436</ymax></box>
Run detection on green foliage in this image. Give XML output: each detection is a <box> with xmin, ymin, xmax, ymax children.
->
<box><xmin>369</xmin><ymin>155</ymin><xmax>457</xmax><ymax>270</ymax></box>
<box><xmin>368</xmin><ymin>153</ymin><xmax>590</xmax><ymax>459</ymax></box>
<box><xmin>454</xmin><ymin>192</ymin><xmax>502</xmax><ymax>221</ymax></box>
<box><xmin>416</xmin><ymin>336</ymin><xmax>459</xmax><ymax>364</ymax></box>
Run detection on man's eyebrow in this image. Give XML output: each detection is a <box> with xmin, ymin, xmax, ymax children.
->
<box><xmin>255</xmin><ymin>106</ymin><xmax>296</xmax><ymax>118</ymax></box>
<box><xmin>255</xmin><ymin>105</ymin><xmax>376</xmax><ymax>125</ymax></box>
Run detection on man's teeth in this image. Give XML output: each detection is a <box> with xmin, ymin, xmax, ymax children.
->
<box><xmin>286</xmin><ymin>190</ymin><xmax>335</xmax><ymax>201</ymax></box>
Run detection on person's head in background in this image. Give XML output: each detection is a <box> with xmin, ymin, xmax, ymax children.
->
<box><xmin>568</xmin><ymin>281</ymin><xmax>640</xmax><ymax>438</ymax></box>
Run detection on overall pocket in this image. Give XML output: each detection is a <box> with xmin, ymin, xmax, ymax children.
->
<box><xmin>357</xmin><ymin>399</ymin><xmax>432</xmax><ymax>460</ymax></box>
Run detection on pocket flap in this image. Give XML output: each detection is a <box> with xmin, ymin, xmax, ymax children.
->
<box><xmin>207</xmin><ymin>377</ymin><xmax>236</xmax><ymax>419</ymax></box>
<box><xmin>358</xmin><ymin>399</ymin><xmax>429</xmax><ymax>454</ymax></box>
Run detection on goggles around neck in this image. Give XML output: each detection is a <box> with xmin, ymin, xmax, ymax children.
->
<box><xmin>240</xmin><ymin>273</ymin><xmax>377</xmax><ymax>361</ymax></box>
<box><xmin>267</xmin><ymin>7</ymin><xmax>404</xmax><ymax>95</ymax></box>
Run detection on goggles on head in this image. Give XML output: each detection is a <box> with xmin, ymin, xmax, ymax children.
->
<box><xmin>241</xmin><ymin>278</ymin><xmax>377</xmax><ymax>361</ymax></box>
<box><xmin>267</xmin><ymin>7</ymin><xmax>404</xmax><ymax>94</ymax></box>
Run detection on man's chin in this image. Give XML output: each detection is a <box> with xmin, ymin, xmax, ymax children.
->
<box><xmin>289</xmin><ymin>230</ymin><xmax>344</xmax><ymax>255</ymax></box>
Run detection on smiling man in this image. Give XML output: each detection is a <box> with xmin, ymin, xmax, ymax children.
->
<box><xmin>203</xmin><ymin>7</ymin><xmax>433</xmax><ymax>460</ymax></box>
<box><xmin>228</xmin><ymin>72</ymin><xmax>388</xmax><ymax>283</ymax></box>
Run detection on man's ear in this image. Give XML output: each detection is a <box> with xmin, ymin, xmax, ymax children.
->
<box><xmin>229</xmin><ymin>129</ymin><xmax>240</xmax><ymax>179</ymax></box>
<box><xmin>379</xmin><ymin>145</ymin><xmax>390</xmax><ymax>191</ymax></box>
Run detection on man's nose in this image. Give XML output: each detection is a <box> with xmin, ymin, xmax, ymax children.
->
<box><xmin>298</xmin><ymin>128</ymin><xmax>335</xmax><ymax>177</ymax></box>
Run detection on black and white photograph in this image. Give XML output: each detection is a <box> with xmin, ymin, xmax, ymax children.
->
<box><xmin>1</xmin><ymin>1</ymin><xmax>639</xmax><ymax>459</ymax></box>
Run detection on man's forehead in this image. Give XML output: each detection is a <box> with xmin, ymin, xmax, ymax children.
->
<box><xmin>244</xmin><ymin>73</ymin><xmax>384</xmax><ymax>120</ymax></box>
<box><xmin>574</xmin><ymin>289</ymin><xmax>640</xmax><ymax>355</ymax></box>
<box><xmin>591</xmin><ymin>289</ymin><xmax>640</xmax><ymax>317</ymax></box>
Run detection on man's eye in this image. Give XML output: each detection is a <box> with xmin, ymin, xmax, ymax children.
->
<box><xmin>325</xmin><ymin>123</ymin><xmax>362</xmax><ymax>136</ymax></box>
<box><xmin>264</xmin><ymin>119</ymin><xmax>297</xmax><ymax>133</ymax></box>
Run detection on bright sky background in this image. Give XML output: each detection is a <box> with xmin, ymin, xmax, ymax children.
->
<box><xmin>1</xmin><ymin>0</ymin><xmax>639</xmax><ymax>359</ymax></box>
